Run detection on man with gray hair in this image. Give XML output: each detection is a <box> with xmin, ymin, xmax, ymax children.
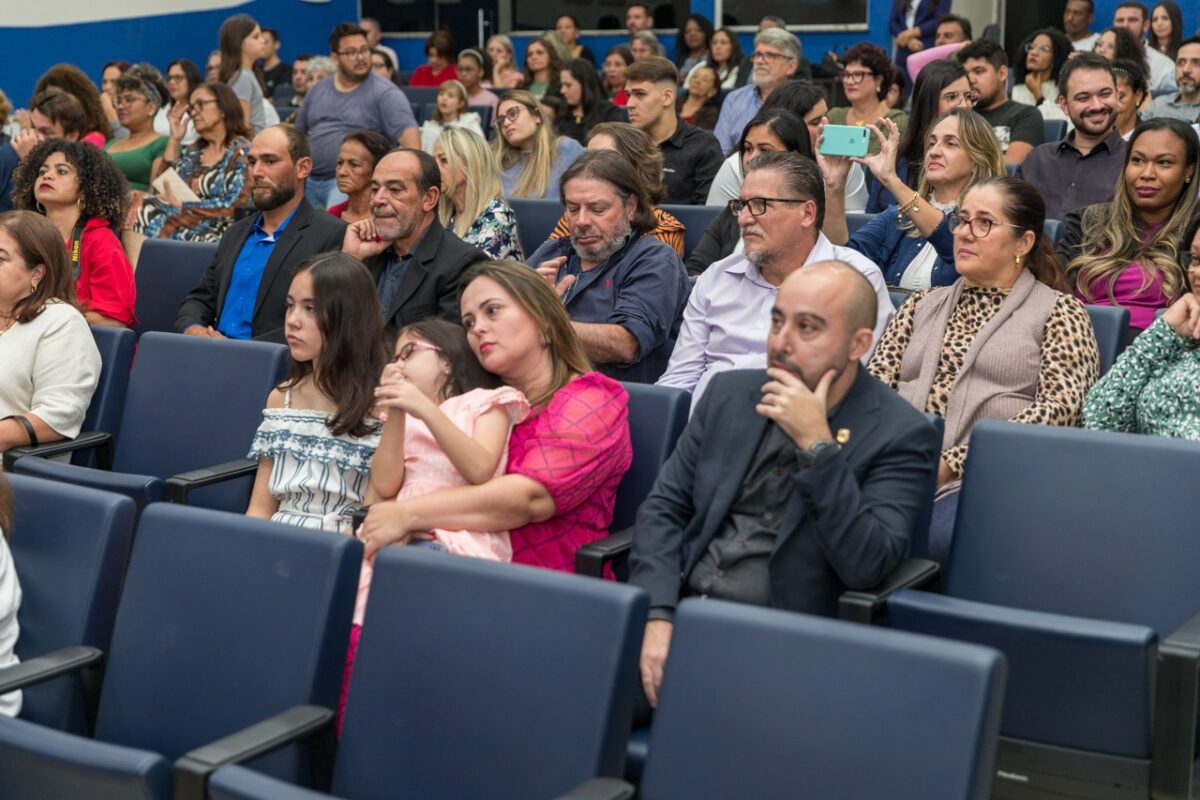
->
<box><xmin>658</xmin><ymin>151</ymin><xmax>892</xmax><ymax>401</ymax></box>
<box><xmin>712</xmin><ymin>27</ymin><xmax>801</xmax><ymax>154</ymax></box>
<box><xmin>632</xmin><ymin>257</ymin><xmax>939</xmax><ymax>716</ymax></box>
<box><xmin>527</xmin><ymin>150</ymin><xmax>691</xmax><ymax>383</ymax></box>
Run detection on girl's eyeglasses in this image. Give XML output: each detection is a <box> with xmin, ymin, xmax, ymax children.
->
<box><xmin>391</xmin><ymin>341</ymin><xmax>441</xmax><ymax>363</ymax></box>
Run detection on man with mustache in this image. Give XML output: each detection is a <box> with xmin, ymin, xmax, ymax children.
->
<box><xmin>1147</xmin><ymin>37</ymin><xmax>1200</xmax><ymax>123</ymax></box>
<box><xmin>177</xmin><ymin>124</ymin><xmax>346</xmax><ymax>342</ymax></box>
<box><xmin>342</xmin><ymin>148</ymin><xmax>486</xmax><ymax>334</ymax></box>
<box><xmin>1017</xmin><ymin>54</ymin><xmax>1126</xmax><ymax>221</ymax></box>
<box><xmin>629</xmin><ymin>259</ymin><xmax>939</xmax><ymax>717</ymax></box>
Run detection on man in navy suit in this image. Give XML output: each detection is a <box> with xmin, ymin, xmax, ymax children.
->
<box><xmin>889</xmin><ymin>0</ymin><xmax>953</xmax><ymax>80</ymax></box>
<box><xmin>629</xmin><ymin>260</ymin><xmax>938</xmax><ymax>710</ymax></box>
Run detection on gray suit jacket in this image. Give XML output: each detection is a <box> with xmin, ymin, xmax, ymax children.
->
<box><xmin>629</xmin><ymin>367</ymin><xmax>938</xmax><ymax>617</ymax></box>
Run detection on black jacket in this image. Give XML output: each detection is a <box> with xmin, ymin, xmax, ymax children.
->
<box><xmin>175</xmin><ymin>199</ymin><xmax>347</xmax><ymax>342</ymax></box>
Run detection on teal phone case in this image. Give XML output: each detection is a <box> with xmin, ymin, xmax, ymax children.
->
<box><xmin>819</xmin><ymin>124</ymin><xmax>871</xmax><ymax>158</ymax></box>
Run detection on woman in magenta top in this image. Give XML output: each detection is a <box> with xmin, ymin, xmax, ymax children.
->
<box><xmin>1061</xmin><ymin>118</ymin><xmax>1198</xmax><ymax>336</ymax></box>
<box><xmin>408</xmin><ymin>30</ymin><xmax>459</xmax><ymax>88</ymax></box>
<box><xmin>359</xmin><ymin>260</ymin><xmax>632</xmax><ymax>572</ymax></box>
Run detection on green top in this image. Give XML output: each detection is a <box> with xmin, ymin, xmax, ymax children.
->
<box><xmin>105</xmin><ymin>135</ymin><xmax>169</xmax><ymax>191</ymax></box>
<box><xmin>824</xmin><ymin>107</ymin><xmax>909</xmax><ymax>156</ymax></box>
<box><xmin>1083</xmin><ymin>316</ymin><xmax>1200</xmax><ymax>440</ymax></box>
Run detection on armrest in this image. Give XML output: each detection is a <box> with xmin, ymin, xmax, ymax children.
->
<box><xmin>1149</xmin><ymin>610</ymin><xmax>1200</xmax><ymax>800</ymax></box>
<box><xmin>164</xmin><ymin>458</ymin><xmax>258</xmax><ymax>504</ymax></box>
<box><xmin>575</xmin><ymin>527</ymin><xmax>633</xmax><ymax>578</ymax></box>
<box><xmin>3</xmin><ymin>431</ymin><xmax>114</xmax><ymax>471</ymax></box>
<box><xmin>838</xmin><ymin>558</ymin><xmax>940</xmax><ymax>625</ymax></box>
<box><xmin>554</xmin><ymin>777</ymin><xmax>636</xmax><ymax>800</ymax></box>
<box><xmin>0</xmin><ymin>645</ymin><xmax>104</xmax><ymax>695</ymax></box>
<box><xmin>174</xmin><ymin>704</ymin><xmax>335</xmax><ymax>800</ymax></box>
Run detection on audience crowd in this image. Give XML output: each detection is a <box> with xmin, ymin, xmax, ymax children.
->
<box><xmin>3</xmin><ymin>1</ymin><xmax>1200</xmax><ymax>735</ymax></box>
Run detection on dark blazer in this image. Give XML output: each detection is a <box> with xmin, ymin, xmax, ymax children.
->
<box><xmin>175</xmin><ymin>199</ymin><xmax>346</xmax><ymax>342</ymax></box>
<box><xmin>629</xmin><ymin>367</ymin><xmax>939</xmax><ymax>617</ymax></box>
<box><xmin>363</xmin><ymin>217</ymin><xmax>487</xmax><ymax>333</ymax></box>
<box><xmin>888</xmin><ymin>0</ymin><xmax>954</xmax><ymax>74</ymax></box>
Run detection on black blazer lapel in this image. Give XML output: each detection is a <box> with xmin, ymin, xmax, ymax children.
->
<box><xmin>386</xmin><ymin>219</ymin><xmax>446</xmax><ymax>319</ymax></box>
<box><xmin>253</xmin><ymin>201</ymin><xmax>313</xmax><ymax>318</ymax></box>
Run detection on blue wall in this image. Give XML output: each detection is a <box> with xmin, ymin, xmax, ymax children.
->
<box><xmin>1</xmin><ymin>0</ymin><xmax>357</xmax><ymax>108</ymax></box>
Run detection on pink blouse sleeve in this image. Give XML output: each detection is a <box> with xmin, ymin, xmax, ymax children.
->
<box><xmin>507</xmin><ymin>375</ymin><xmax>631</xmax><ymax>516</ymax></box>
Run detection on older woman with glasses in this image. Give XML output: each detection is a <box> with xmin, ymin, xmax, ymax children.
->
<box><xmin>103</xmin><ymin>76</ymin><xmax>169</xmax><ymax>191</ymax></box>
<box><xmin>825</xmin><ymin>43</ymin><xmax>909</xmax><ymax>157</ymax></box>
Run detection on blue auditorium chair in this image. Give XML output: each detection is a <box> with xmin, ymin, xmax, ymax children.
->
<box><xmin>0</xmin><ymin>503</ymin><xmax>361</xmax><ymax>800</ymax></box>
<box><xmin>509</xmin><ymin>198</ymin><xmax>565</xmax><ymax>255</ymax></box>
<box><xmin>889</xmin><ymin>288</ymin><xmax>911</xmax><ymax>310</ymax></box>
<box><xmin>7</xmin><ymin>333</ymin><xmax>289</xmax><ymax>513</ymax></box>
<box><xmin>1043</xmin><ymin>218</ymin><xmax>1064</xmax><ymax>246</ymax></box>
<box><xmin>134</xmin><ymin>239</ymin><xmax>218</xmax><ymax>337</ymax></box>
<box><xmin>207</xmin><ymin>546</ymin><xmax>648</xmax><ymax>800</ymax></box>
<box><xmin>847</xmin><ymin>211</ymin><xmax>875</xmax><ymax>236</ymax></box>
<box><xmin>657</xmin><ymin>203</ymin><xmax>721</xmax><ymax>259</ymax></box>
<box><xmin>1</xmin><ymin>476</ymin><xmax>136</xmax><ymax>734</ymax></box>
<box><xmin>563</xmin><ymin>599</ymin><xmax>1005</xmax><ymax>799</ymax></box>
<box><xmin>400</xmin><ymin>86</ymin><xmax>439</xmax><ymax>108</ymax></box>
<box><xmin>1043</xmin><ymin>119</ymin><xmax>1067</xmax><ymax>143</ymax></box>
<box><xmin>865</xmin><ymin>421</ymin><xmax>1200</xmax><ymax>798</ymax></box>
<box><xmin>470</xmin><ymin>104</ymin><xmax>493</xmax><ymax>138</ymax></box>
<box><xmin>575</xmin><ymin>383</ymin><xmax>691</xmax><ymax>577</ymax></box>
<box><xmin>1085</xmin><ymin>304</ymin><xmax>1130</xmax><ymax>376</ymax></box>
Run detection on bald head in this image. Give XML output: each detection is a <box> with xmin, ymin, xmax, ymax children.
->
<box><xmin>782</xmin><ymin>260</ymin><xmax>878</xmax><ymax>335</ymax></box>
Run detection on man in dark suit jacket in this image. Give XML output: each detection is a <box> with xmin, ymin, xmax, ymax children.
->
<box><xmin>629</xmin><ymin>260</ymin><xmax>939</xmax><ymax>711</ymax></box>
<box><xmin>176</xmin><ymin>125</ymin><xmax>346</xmax><ymax>343</ymax></box>
<box><xmin>342</xmin><ymin>148</ymin><xmax>486</xmax><ymax>333</ymax></box>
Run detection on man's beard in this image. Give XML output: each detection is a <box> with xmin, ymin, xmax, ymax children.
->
<box><xmin>571</xmin><ymin>216</ymin><xmax>631</xmax><ymax>263</ymax></box>
<box><xmin>1073</xmin><ymin>106</ymin><xmax>1115</xmax><ymax>136</ymax></box>
<box><xmin>252</xmin><ymin>179</ymin><xmax>297</xmax><ymax>211</ymax></box>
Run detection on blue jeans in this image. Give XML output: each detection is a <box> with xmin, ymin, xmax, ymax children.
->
<box><xmin>306</xmin><ymin>176</ymin><xmax>347</xmax><ymax>210</ymax></box>
<box><xmin>927</xmin><ymin>490</ymin><xmax>961</xmax><ymax>568</ymax></box>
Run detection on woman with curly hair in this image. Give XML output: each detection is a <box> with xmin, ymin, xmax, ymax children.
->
<box><xmin>826</xmin><ymin>42</ymin><xmax>909</xmax><ymax>156</ymax></box>
<box><xmin>126</xmin><ymin>81</ymin><xmax>252</xmax><ymax>256</ymax></box>
<box><xmin>1012</xmin><ymin>28</ymin><xmax>1073</xmax><ymax>112</ymax></box>
<box><xmin>12</xmin><ymin>139</ymin><xmax>136</xmax><ymax>328</ymax></box>
<box><xmin>33</xmin><ymin>64</ymin><xmax>110</xmax><ymax>143</ymax></box>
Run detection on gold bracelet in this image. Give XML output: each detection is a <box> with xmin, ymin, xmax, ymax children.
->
<box><xmin>897</xmin><ymin>192</ymin><xmax>921</xmax><ymax>222</ymax></box>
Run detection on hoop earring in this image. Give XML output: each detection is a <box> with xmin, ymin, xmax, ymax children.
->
<box><xmin>35</xmin><ymin>202</ymin><xmax>45</xmax><ymax>215</ymax></box>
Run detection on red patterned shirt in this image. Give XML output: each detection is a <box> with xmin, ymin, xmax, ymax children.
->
<box><xmin>506</xmin><ymin>372</ymin><xmax>632</xmax><ymax>571</ymax></box>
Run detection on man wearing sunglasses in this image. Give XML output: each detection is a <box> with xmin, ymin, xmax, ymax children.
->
<box><xmin>712</xmin><ymin>28</ymin><xmax>802</xmax><ymax>155</ymax></box>
<box><xmin>658</xmin><ymin>151</ymin><xmax>891</xmax><ymax>402</ymax></box>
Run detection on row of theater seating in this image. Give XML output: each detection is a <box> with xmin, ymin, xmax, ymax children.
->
<box><xmin>7</xmin><ymin>414</ymin><xmax>1200</xmax><ymax>798</ymax></box>
<box><xmin>0</xmin><ymin>477</ymin><xmax>1007</xmax><ymax>799</ymax></box>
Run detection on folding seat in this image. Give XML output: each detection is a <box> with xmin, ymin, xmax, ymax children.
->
<box><xmin>7</xmin><ymin>332</ymin><xmax>288</xmax><ymax>514</ymax></box>
<box><xmin>1044</xmin><ymin>119</ymin><xmax>1068</xmax><ymax>143</ymax></box>
<box><xmin>656</xmin><ymin>203</ymin><xmax>721</xmax><ymax>260</ymax></box>
<box><xmin>508</xmin><ymin>198</ymin><xmax>564</xmax><ymax>255</ymax></box>
<box><xmin>0</xmin><ymin>503</ymin><xmax>360</xmax><ymax>800</ymax></box>
<box><xmin>207</xmin><ymin>546</ymin><xmax>648</xmax><ymax>800</ymax></box>
<box><xmin>561</xmin><ymin>598</ymin><xmax>1006</xmax><ymax>799</ymax></box>
<box><xmin>134</xmin><ymin>240</ymin><xmax>218</xmax><ymax>337</ymax></box>
<box><xmin>1</xmin><ymin>476</ymin><xmax>136</xmax><ymax>734</ymax></box>
<box><xmin>846</xmin><ymin>211</ymin><xmax>875</xmax><ymax>236</ymax></box>
<box><xmin>857</xmin><ymin>420</ymin><xmax>1200</xmax><ymax>798</ymax></box>
<box><xmin>1085</xmin><ymin>304</ymin><xmax>1131</xmax><ymax>376</ymax></box>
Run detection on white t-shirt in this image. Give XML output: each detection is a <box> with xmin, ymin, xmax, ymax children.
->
<box><xmin>1071</xmin><ymin>33</ymin><xmax>1100</xmax><ymax>51</ymax></box>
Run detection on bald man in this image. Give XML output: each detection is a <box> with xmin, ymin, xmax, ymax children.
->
<box><xmin>629</xmin><ymin>261</ymin><xmax>940</xmax><ymax>713</ymax></box>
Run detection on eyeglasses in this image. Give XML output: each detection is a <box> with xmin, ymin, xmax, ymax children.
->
<box><xmin>728</xmin><ymin>197</ymin><xmax>805</xmax><ymax>217</ymax></box>
<box><xmin>336</xmin><ymin>46</ymin><xmax>371</xmax><ymax>59</ymax></box>
<box><xmin>391</xmin><ymin>341</ymin><xmax>442</xmax><ymax>362</ymax></box>
<box><xmin>750</xmin><ymin>50</ymin><xmax>792</xmax><ymax>63</ymax></box>
<box><xmin>842</xmin><ymin>70</ymin><xmax>877</xmax><ymax>84</ymax></box>
<box><xmin>187</xmin><ymin>98</ymin><xmax>218</xmax><ymax>114</ymax></box>
<box><xmin>948</xmin><ymin>214</ymin><xmax>1026</xmax><ymax>238</ymax></box>
<box><xmin>1024</xmin><ymin>42</ymin><xmax>1054</xmax><ymax>55</ymax></box>
<box><xmin>496</xmin><ymin>106</ymin><xmax>524</xmax><ymax>127</ymax></box>
<box><xmin>166</xmin><ymin>74</ymin><xmax>187</xmax><ymax>83</ymax></box>
<box><xmin>941</xmin><ymin>90</ymin><xmax>980</xmax><ymax>106</ymax></box>
<box><xmin>114</xmin><ymin>94</ymin><xmax>146</xmax><ymax>107</ymax></box>
<box><xmin>1183</xmin><ymin>251</ymin><xmax>1200</xmax><ymax>269</ymax></box>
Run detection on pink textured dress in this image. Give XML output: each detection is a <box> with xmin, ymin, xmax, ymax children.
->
<box><xmin>505</xmin><ymin>372</ymin><xmax>633</xmax><ymax>571</ymax></box>
<box><xmin>353</xmin><ymin>386</ymin><xmax>529</xmax><ymax>626</ymax></box>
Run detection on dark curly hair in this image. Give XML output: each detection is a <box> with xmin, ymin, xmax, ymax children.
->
<box><xmin>841</xmin><ymin>42</ymin><xmax>893</xmax><ymax>100</ymax></box>
<box><xmin>34</xmin><ymin>64</ymin><xmax>110</xmax><ymax>142</ymax></box>
<box><xmin>12</xmin><ymin>139</ymin><xmax>129</xmax><ymax>230</ymax></box>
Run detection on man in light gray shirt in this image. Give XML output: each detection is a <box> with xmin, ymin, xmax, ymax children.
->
<box><xmin>296</xmin><ymin>22</ymin><xmax>418</xmax><ymax>207</ymax></box>
<box><xmin>1147</xmin><ymin>38</ymin><xmax>1200</xmax><ymax>123</ymax></box>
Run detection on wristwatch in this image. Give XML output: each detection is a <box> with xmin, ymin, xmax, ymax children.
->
<box><xmin>800</xmin><ymin>439</ymin><xmax>841</xmax><ymax>465</ymax></box>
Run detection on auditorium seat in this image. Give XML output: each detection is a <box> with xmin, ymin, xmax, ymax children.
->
<box><xmin>1043</xmin><ymin>218</ymin><xmax>1064</xmax><ymax>246</ymax></box>
<box><xmin>568</xmin><ymin>599</ymin><xmax>1005</xmax><ymax>799</ymax></box>
<box><xmin>871</xmin><ymin>421</ymin><xmax>1200</xmax><ymax>798</ymax></box>
<box><xmin>575</xmin><ymin>383</ymin><xmax>691</xmax><ymax>577</ymax></box>
<box><xmin>658</xmin><ymin>203</ymin><xmax>721</xmax><ymax>259</ymax></box>
<box><xmin>0</xmin><ymin>503</ymin><xmax>361</xmax><ymax>800</ymax></box>
<box><xmin>471</xmin><ymin>104</ymin><xmax>494</xmax><ymax>139</ymax></box>
<box><xmin>8</xmin><ymin>333</ymin><xmax>289</xmax><ymax>514</ymax></box>
<box><xmin>134</xmin><ymin>239</ymin><xmax>218</xmax><ymax>337</ymax></box>
<box><xmin>1043</xmin><ymin>119</ymin><xmax>1067</xmax><ymax>144</ymax></box>
<box><xmin>1</xmin><ymin>476</ymin><xmax>136</xmax><ymax>734</ymax></box>
<box><xmin>207</xmin><ymin>546</ymin><xmax>647</xmax><ymax>800</ymax></box>
<box><xmin>508</xmin><ymin>198</ymin><xmax>563</xmax><ymax>255</ymax></box>
<box><xmin>889</xmin><ymin>288</ymin><xmax>911</xmax><ymax>309</ymax></box>
<box><xmin>400</xmin><ymin>86</ymin><xmax>439</xmax><ymax>109</ymax></box>
<box><xmin>847</xmin><ymin>211</ymin><xmax>874</xmax><ymax>236</ymax></box>
<box><xmin>1084</xmin><ymin>304</ymin><xmax>1130</xmax><ymax>376</ymax></box>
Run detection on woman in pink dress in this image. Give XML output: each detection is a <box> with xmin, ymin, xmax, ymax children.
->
<box><xmin>358</xmin><ymin>260</ymin><xmax>633</xmax><ymax>572</ymax></box>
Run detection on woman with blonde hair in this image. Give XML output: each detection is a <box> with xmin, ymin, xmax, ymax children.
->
<box><xmin>493</xmin><ymin>89</ymin><xmax>584</xmax><ymax>200</ymax></box>
<box><xmin>545</xmin><ymin>121</ymin><xmax>684</xmax><ymax>257</ymax></box>
<box><xmin>419</xmin><ymin>80</ymin><xmax>484</xmax><ymax>153</ymax></box>
<box><xmin>434</xmin><ymin>128</ymin><xmax>522</xmax><ymax>260</ymax></box>
<box><xmin>1062</xmin><ymin>118</ymin><xmax>1199</xmax><ymax>336</ymax></box>
<box><xmin>484</xmin><ymin>35</ymin><xmax>524</xmax><ymax>90</ymax></box>
<box><xmin>822</xmin><ymin>108</ymin><xmax>1005</xmax><ymax>288</ymax></box>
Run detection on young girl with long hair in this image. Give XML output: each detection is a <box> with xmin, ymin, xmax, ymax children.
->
<box><xmin>418</xmin><ymin>80</ymin><xmax>484</xmax><ymax>154</ymax></box>
<box><xmin>493</xmin><ymin>89</ymin><xmax>585</xmax><ymax>199</ymax></box>
<box><xmin>217</xmin><ymin>13</ymin><xmax>268</xmax><ymax>133</ymax></box>
<box><xmin>246</xmin><ymin>252</ymin><xmax>388</xmax><ymax>532</ymax></box>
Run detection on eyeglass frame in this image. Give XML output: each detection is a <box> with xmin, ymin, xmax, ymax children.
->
<box><xmin>842</xmin><ymin>69</ymin><xmax>878</xmax><ymax>85</ymax></box>
<box><xmin>495</xmin><ymin>105</ymin><xmax>529</xmax><ymax>128</ymax></box>
<box><xmin>728</xmin><ymin>196</ymin><xmax>807</xmax><ymax>217</ymax></box>
<box><xmin>336</xmin><ymin>46</ymin><xmax>372</xmax><ymax>59</ymax></box>
<box><xmin>114</xmin><ymin>93</ymin><xmax>148</xmax><ymax>108</ymax></box>
<box><xmin>948</xmin><ymin>214</ymin><xmax>1027</xmax><ymax>238</ymax></box>
<box><xmin>750</xmin><ymin>49</ymin><xmax>794</xmax><ymax>64</ymax></box>
<box><xmin>940</xmin><ymin>89</ymin><xmax>980</xmax><ymax>106</ymax></box>
<box><xmin>391</xmin><ymin>341</ymin><xmax>442</xmax><ymax>362</ymax></box>
<box><xmin>187</xmin><ymin>98</ymin><xmax>219</xmax><ymax>115</ymax></box>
